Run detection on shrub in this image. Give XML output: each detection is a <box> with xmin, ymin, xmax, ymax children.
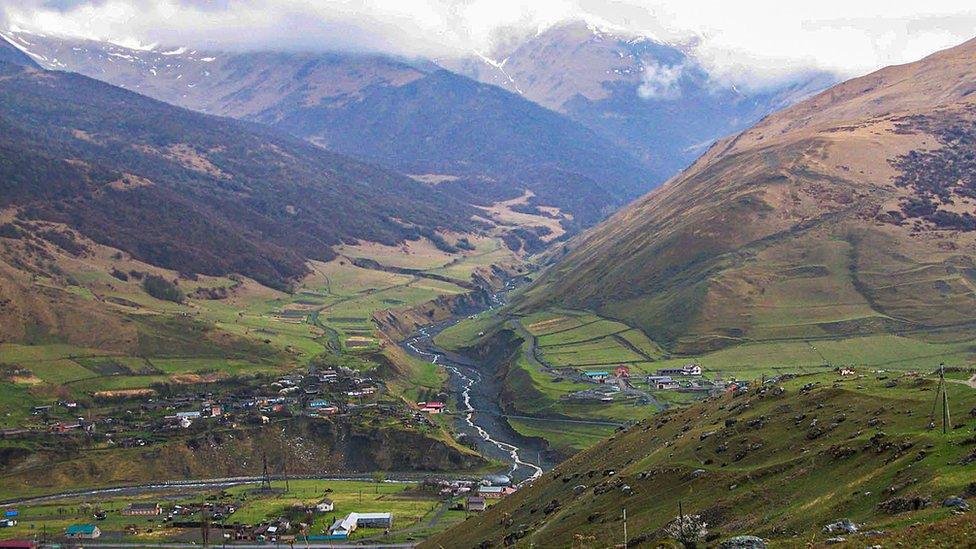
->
<box><xmin>109</xmin><ymin>268</ymin><xmax>129</xmax><ymax>281</ymax></box>
<box><xmin>142</xmin><ymin>274</ymin><xmax>184</xmax><ymax>303</ymax></box>
<box><xmin>0</xmin><ymin>223</ymin><xmax>22</xmax><ymax>239</ymax></box>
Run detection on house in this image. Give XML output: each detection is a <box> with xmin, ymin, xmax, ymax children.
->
<box><xmin>65</xmin><ymin>524</ymin><xmax>101</xmax><ymax>539</ymax></box>
<box><xmin>646</xmin><ymin>376</ymin><xmax>679</xmax><ymax>390</ymax></box>
<box><xmin>583</xmin><ymin>371</ymin><xmax>610</xmax><ymax>382</ymax></box>
<box><xmin>614</xmin><ymin>366</ymin><xmax>631</xmax><ymax>378</ymax></box>
<box><xmin>478</xmin><ymin>486</ymin><xmax>516</xmax><ymax>499</ymax></box>
<box><xmin>356</xmin><ymin>512</ymin><xmax>393</xmax><ymax>528</ymax></box>
<box><xmin>419</xmin><ymin>402</ymin><xmax>445</xmax><ymax>414</ymax></box>
<box><xmin>465</xmin><ymin>497</ymin><xmax>486</xmax><ymax>512</ymax></box>
<box><xmin>657</xmin><ymin>364</ymin><xmax>702</xmax><ymax>377</ymax></box>
<box><xmin>328</xmin><ymin>514</ymin><xmax>356</xmax><ymax>538</ymax></box>
<box><xmin>328</xmin><ymin>512</ymin><xmax>393</xmax><ymax>537</ymax></box>
<box><xmin>308</xmin><ymin>400</ymin><xmax>331</xmax><ymax>409</ymax></box>
<box><xmin>175</xmin><ymin>411</ymin><xmax>202</xmax><ymax>419</ymax></box>
<box><xmin>315</xmin><ymin>498</ymin><xmax>334</xmax><ymax>513</ymax></box>
<box><xmin>122</xmin><ymin>502</ymin><xmax>162</xmax><ymax>516</ymax></box>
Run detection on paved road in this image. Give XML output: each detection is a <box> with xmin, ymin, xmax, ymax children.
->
<box><xmin>0</xmin><ymin>475</ymin><xmax>443</xmax><ymax>507</ymax></box>
<box><xmin>41</xmin><ymin>542</ymin><xmax>415</xmax><ymax>548</ymax></box>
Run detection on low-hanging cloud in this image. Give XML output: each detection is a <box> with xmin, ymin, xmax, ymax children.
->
<box><xmin>638</xmin><ymin>61</ymin><xmax>687</xmax><ymax>100</ymax></box>
<box><xmin>4</xmin><ymin>1</ymin><xmax>976</xmax><ymax>88</ymax></box>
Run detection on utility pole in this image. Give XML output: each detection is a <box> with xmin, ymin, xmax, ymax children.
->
<box><xmin>261</xmin><ymin>454</ymin><xmax>272</xmax><ymax>492</ymax></box>
<box><xmin>622</xmin><ymin>508</ymin><xmax>628</xmax><ymax>548</ymax></box>
<box><xmin>283</xmin><ymin>457</ymin><xmax>290</xmax><ymax>492</ymax></box>
<box><xmin>929</xmin><ymin>363</ymin><xmax>952</xmax><ymax>434</ymax></box>
<box><xmin>201</xmin><ymin>508</ymin><xmax>210</xmax><ymax>548</ymax></box>
<box><xmin>678</xmin><ymin>500</ymin><xmax>684</xmax><ymax>545</ymax></box>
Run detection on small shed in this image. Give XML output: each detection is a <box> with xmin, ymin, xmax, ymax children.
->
<box><xmin>466</xmin><ymin>497</ymin><xmax>486</xmax><ymax>512</ymax></box>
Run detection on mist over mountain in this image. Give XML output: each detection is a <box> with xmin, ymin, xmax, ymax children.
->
<box><xmin>4</xmin><ymin>30</ymin><xmax>656</xmax><ymax>230</ymax></box>
<box><xmin>445</xmin><ymin>21</ymin><xmax>836</xmax><ymax>181</ymax></box>
<box><xmin>520</xmin><ymin>35</ymin><xmax>976</xmax><ymax>354</ymax></box>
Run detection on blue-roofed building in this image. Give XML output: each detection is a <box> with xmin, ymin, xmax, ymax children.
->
<box><xmin>65</xmin><ymin>524</ymin><xmax>101</xmax><ymax>539</ymax></box>
<box><xmin>583</xmin><ymin>371</ymin><xmax>609</xmax><ymax>381</ymax></box>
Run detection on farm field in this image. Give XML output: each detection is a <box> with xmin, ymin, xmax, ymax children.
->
<box><xmin>439</xmin><ymin>304</ymin><xmax>976</xmax><ymax>455</ymax></box>
<box><xmin>0</xmin><ymin>231</ymin><xmax>524</xmax><ymax>423</ymax></box>
<box><xmin>0</xmin><ymin>479</ymin><xmax>464</xmax><ymax>543</ymax></box>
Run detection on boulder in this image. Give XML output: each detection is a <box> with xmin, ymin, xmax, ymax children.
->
<box><xmin>943</xmin><ymin>497</ymin><xmax>970</xmax><ymax>511</ymax></box>
<box><xmin>822</xmin><ymin>519</ymin><xmax>858</xmax><ymax>535</ymax></box>
<box><xmin>717</xmin><ymin>535</ymin><xmax>766</xmax><ymax>549</ymax></box>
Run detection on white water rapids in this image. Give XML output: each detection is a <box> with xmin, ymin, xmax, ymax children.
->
<box><xmin>406</xmin><ymin>327</ymin><xmax>543</xmax><ymax>484</ymax></box>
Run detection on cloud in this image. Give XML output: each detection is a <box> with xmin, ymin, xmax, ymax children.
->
<box><xmin>638</xmin><ymin>61</ymin><xmax>686</xmax><ymax>99</ymax></box>
<box><xmin>3</xmin><ymin>1</ymin><xmax>976</xmax><ymax>86</ymax></box>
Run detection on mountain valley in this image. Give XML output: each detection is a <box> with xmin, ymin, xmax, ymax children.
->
<box><xmin>0</xmin><ymin>11</ymin><xmax>974</xmax><ymax>548</ymax></box>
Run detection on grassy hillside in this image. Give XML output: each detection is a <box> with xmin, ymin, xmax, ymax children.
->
<box><xmin>0</xmin><ymin>56</ymin><xmax>477</xmax><ymax>290</ymax></box>
<box><xmin>518</xmin><ymin>36</ymin><xmax>976</xmax><ymax>355</ymax></box>
<box><xmin>425</xmin><ymin>371</ymin><xmax>976</xmax><ymax>547</ymax></box>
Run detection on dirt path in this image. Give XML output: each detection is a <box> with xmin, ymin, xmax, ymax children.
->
<box><xmin>947</xmin><ymin>373</ymin><xmax>976</xmax><ymax>389</ymax></box>
<box><xmin>509</xmin><ymin>318</ymin><xmax>664</xmax><ymax>410</ymax></box>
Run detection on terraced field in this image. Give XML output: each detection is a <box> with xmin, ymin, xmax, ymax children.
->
<box><xmin>0</xmin><ymin>230</ymin><xmax>524</xmax><ymax>424</ymax></box>
<box><xmin>437</xmin><ymin>304</ymin><xmax>976</xmax><ymax>456</ymax></box>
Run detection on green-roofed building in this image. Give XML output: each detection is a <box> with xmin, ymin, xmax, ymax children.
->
<box><xmin>65</xmin><ymin>524</ymin><xmax>100</xmax><ymax>539</ymax></box>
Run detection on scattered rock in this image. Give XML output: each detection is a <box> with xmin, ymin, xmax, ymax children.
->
<box><xmin>717</xmin><ymin>535</ymin><xmax>766</xmax><ymax>549</ymax></box>
<box><xmin>822</xmin><ymin>518</ymin><xmax>858</xmax><ymax>535</ymax></box>
<box><xmin>572</xmin><ymin>484</ymin><xmax>586</xmax><ymax>495</ymax></box>
<box><xmin>942</xmin><ymin>496</ymin><xmax>970</xmax><ymax>511</ymax></box>
<box><xmin>824</xmin><ymin>537</ymin><xmax>846</xmax><ymax>545</ymax></box>
<box><xmin>878</xmin><ymin>495</ymin><xmax>931</xmax><ymax>514</ymax></box>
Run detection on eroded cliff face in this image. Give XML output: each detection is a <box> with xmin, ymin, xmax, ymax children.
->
<box><xmin>0</xmin><ymin>416</ymin><xmax>485</xmax><ymax>495</ymax></box>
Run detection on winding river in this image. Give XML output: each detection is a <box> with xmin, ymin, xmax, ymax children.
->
<box><xmin>401</xmin><ymin>289</ymin><xmax>548</xmax><ymax>484</ymax></box>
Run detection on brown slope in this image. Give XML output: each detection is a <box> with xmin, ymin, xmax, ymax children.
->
<box><xmin>519</xmin><ymin>36</ymin><xmax>976</xmax><ymax>354</ymax></box>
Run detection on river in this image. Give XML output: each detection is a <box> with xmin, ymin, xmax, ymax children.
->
<box><xmin>401</xmin><ymin>286</ymin><xmax>549</xmax><ymax>484</ymax></box>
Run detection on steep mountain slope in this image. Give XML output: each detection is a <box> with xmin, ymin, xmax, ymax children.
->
<box><xmin>445</xmin><ymin>20</ymin><xmax>834</xmax><ymax>182</ymax></box>
<box><xmin>424</xmin><ymin>373</ymin><xmax>976</xmax><ymax>547</ymax></box>
<box><xmin>0</xmin><ymin>34</ymin><xmax>38</xmax><ymax>68</ymax></box>
<box><xmin>519</xmin><ymin>36</ymin><xmax>976</xmax><ymax>354</ymax></box>
<box><xmin>0</xmin><ymin>54</ymin><xmax>476</xmax><ymax>290</ymax></box>
<box><xmin>274</xmin><ymin>69</ymin><xmax>648</xmax><ymax>226</ymax></box>
<box><xmin>5</xmin><ymin>31</ymin><xmax>652</xmax><ymax>230</ymax></box>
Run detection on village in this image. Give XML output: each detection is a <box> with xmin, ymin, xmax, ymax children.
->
<box><xmin>2</xmin><ymin>359</ymin><xmax>448</xmax><ymax>452</ymax></box>
<box><xmin>564</xmin><ymin>362</ymin><xmax>729</xmax><ymax>404</ymax></box>
<box><xmin>0</xmin><ymin>473</ymin><xmax>522</xmax><ymax>546</ymax></box>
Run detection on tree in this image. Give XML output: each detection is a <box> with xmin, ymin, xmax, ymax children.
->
<box><xmin>142</xmin><ymin>274</ymin><xmax>184</xmax><ymax>303</ymax></box>
<box><xmin>664</xmin><ymin>514</ymin><xmax>707</xmax><ymax>548</ymax></box>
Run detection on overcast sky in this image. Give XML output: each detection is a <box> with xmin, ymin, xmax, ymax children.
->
<box><xmin>4</xmin><ymin>1</ymin><xmax>976</xmax><ymax>85</ymax></box>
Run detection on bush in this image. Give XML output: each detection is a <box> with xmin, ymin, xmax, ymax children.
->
<box><xmin>142</xmin><ymin>274</ymin><xmax>184</xmax><ymax>303</ymax></box>
<box><xmin>0</xmin><ymin>223</ymin><xmax>22</xmax><ymax>239</ymax></box>
<box><xmin>456</xmin><ymin>237</ymin><xmax>475</xmax><ymax>251</ymax></box>
<box><xmin>110</xmin><ymin>268</ymin><xmax>129</xmax><ymax>281</ymax></box>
